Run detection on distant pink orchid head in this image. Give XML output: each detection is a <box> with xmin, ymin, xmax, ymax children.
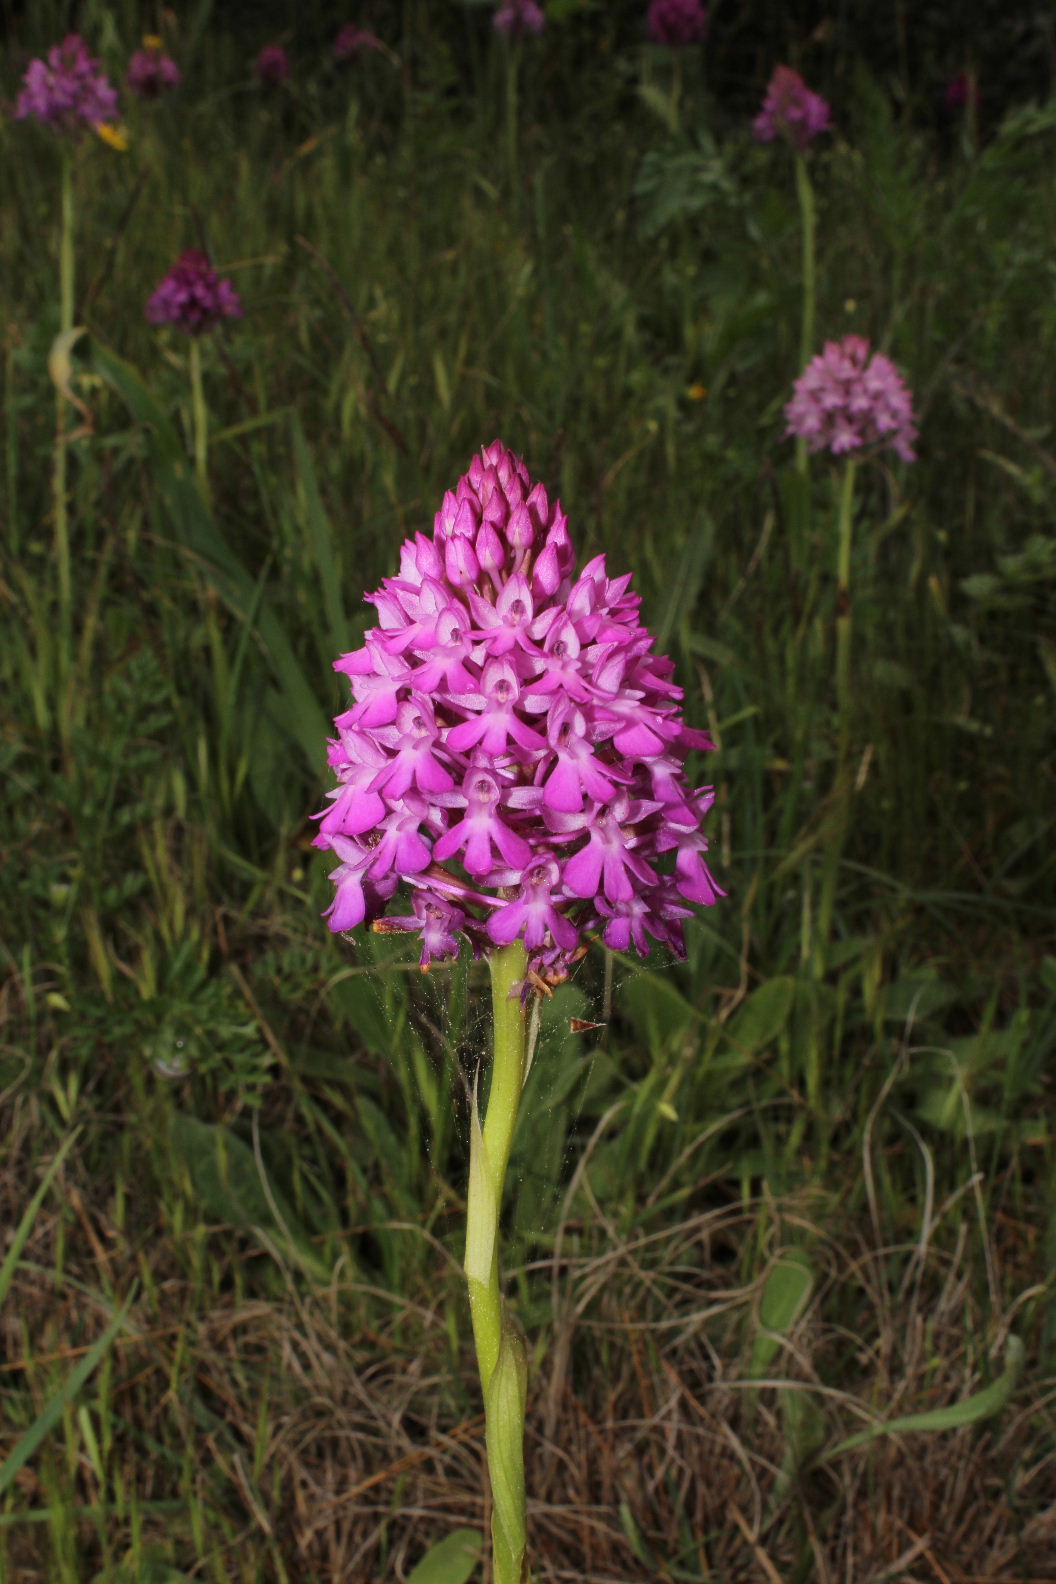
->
<box><xmin>493</xmin><ymin>0</ymin><xmax>546</xmax><ymax>38</ymax></box>
<box><xmin>647</xmin><ymin>0</ymin><xmax>709</xmax><ymax>46</ymax></box>
<box><xmin>255</xmin><ymin>44</ymin><xmax>291</xmax><ymax>87</ymax></box>
<box><xmin>753</xmin><ymin>65</ymin><xmax>831</xmax><ymax>152</ymax></box>
<box><xmin>145</xmin><ymin>251</ymin><xmax>243</xmax><ymax>337</ymax></box>
<box><xmin>944</xmin><ymin>72</ymin><xmax>978</xmax><ymax>114</ymax></box>
<box><xmin>333</xmin><ymin>23</ymin><xmax>383</xmax><ymax>63</ymax></box>
<box><xmin>127</xmin><ymin>40</ymin><xmax>181</xmax><ymax>98</ymax></box>
<box><xmin>786</xmin><ymin>336</ymin><xmax>917</xmax><ymax>462</ymax></box>
<box><xmin>316</xmin><ymin>442</ymin><xmax>723</xmax><ymax>985</ymax></box>
<box><xmin>15</xmin><ymin>33</ymin><xmax>119</xmax><ymax>130</ymax></box>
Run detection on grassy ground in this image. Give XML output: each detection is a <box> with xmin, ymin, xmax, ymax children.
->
<box><xmin>2</xmin><ymin>4</ymin><xmax>1055</xmax><ymax>1581</ymax></box>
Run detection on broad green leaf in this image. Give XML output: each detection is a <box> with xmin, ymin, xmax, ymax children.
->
<box><xmin>406</xmin><ymin>1529</ymin><xmax>482</xmax><ymax>1584</ymax></box>
<box><xmin>750</xmin><ymin>1248</ymin><xmax>815</xmax><ymax>1379</ymax></box>
<box><xmin>824</xmin><ymin>1335</ymin><xmax>1024</xmax><ymax>1459</ymax></box>
<box><xmin>726</xmin><ymin>976</ymin><xmax>796</xmax><ymax>1054</ymax></box>
<box><xmin>881</xmin><ymin>973</ymin><xmax>959</xmax><ymax>1024</ymax></box>
<box><xmin>621</xmin><ymin>971</ymin><xmax>699</xmax><ymax>1050</ymax></box>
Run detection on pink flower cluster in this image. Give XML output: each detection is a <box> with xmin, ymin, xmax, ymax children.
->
<box><xmin>255</xmin><ymin>44</ymin><xmax>291</xmax><ymax>87</ymax></box>
<box><xmin>15</xmin><ymin>33</ymin><xmax>119</xmax><ymax>129</ymax></box>
<box><xmin>145</xmin><ymin>251</ymin><xmax>244</xmax><ymax>336</ymax></box>
<box><xmin>785</xmin><ymin>336</ymin><xmax>918</xmax><ymax>462</ymax></box>
<box><xmin>753</xmin><ymin>65</ymin><xmax>831</xmax><ymax>152</ymax></box>
<box><xmin>647</xmin><ymin>0</ymin><xmax>709</xmax><ymax>47</ymax></box>
<box><xmin>127</xmin><ymin>43</ymin><xmax>181</xmax><ymax>98</ymax></box>
<box><xmin>493</xmin><ymin>0</ymin><xmax>546</xmax><ymax>37</ymax></box>
<box><xmin>333</xmin><ymin>23</ymin><xmax>383</xmax><ymax>63</ymax></box>
<box><xmin>316</xmin><ymin>442</ymin><xmax>722</xmax><ymax>981</ymax></box>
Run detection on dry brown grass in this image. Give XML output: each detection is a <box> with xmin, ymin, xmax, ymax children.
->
<box><xmin>1</xmin><ymin>1102</ymin><xmax>1054</xmax><ymax>1584</ymax></box>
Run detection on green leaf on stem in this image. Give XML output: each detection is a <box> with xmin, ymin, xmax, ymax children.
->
<box><xmin>406</xmin><ymin>1529</ymin><xmax>483</xmax><ymax>1584</ymax></box>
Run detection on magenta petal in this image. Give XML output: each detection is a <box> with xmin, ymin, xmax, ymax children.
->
<box><xmin>543</xmin><ymin>759</ymin><xmax>584</xmax><ymax>812</ymax></box>
<box><xmin>563</xmin><ymin>842</ymin><xmax>603</xmax><ymax>898</ymax></box>
<box><xmin>487</xmin><ymin>901</ymin><xmax>526</xmax><ymax>944</ymax></box>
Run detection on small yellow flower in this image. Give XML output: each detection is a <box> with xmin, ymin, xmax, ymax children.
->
<box><xmin>142</xmin><ymin>34</ymin><xmax>163</xmax><ymax>50</ymax></box>
<box><xmin>94</xmin><ymin>121</ymin><xmax>129</xmax><ymax>151</ymax></box>
<box><xmin>687</xmin><ymin>381</ymin><xmax>708</xmax><ymax>401</ymax></box>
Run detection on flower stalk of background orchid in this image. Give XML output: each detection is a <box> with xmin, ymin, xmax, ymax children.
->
<box><xmin>16</xmin><ymin>34</ymin><xmax>120</xmax><ymax>634</ymax></box>
<box><xmin>645</xmin><ymin>0</ymin><xmax>710</xmax><ymax>133</ymax></box>
<box><xmin>754</xmin><ymin>66</ymin><xmax>832</xmax><ymax>477</ymax></box>
<box><xmin>493</xmin><ymin>2</ymin><xmax>545</xmax><ymax>221</ymax></box>
<box><xmin>146</xmin><ymin>251</ymin><xmax>244</xmax><ymax>495</ymax></box>
<box><xmin>786</xmin><ymin>339</ymin><xmax>916</xmax><ymax>966</ymax></box>
<box><xmin>316</xmin><ymin>441</ymin><xmax>722</xmax><ymax>1582</ymax></box>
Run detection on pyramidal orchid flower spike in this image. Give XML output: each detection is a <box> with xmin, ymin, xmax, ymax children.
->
<box><xmin>15</xmin><ymin>33</ymin><xmax>119</xmax><ymax>130</ymax></box>
<box><xmin>493</xmin><ymin>0</ymin><xmax>546</xmax><ymax>37</ymax></box>
<box><xmin>786</xmin><ymin>335</ymin><xmax>918</xmax><ymax>463</ymax></box>
<box><xmin>127</xmin><ymin>39</ymin><xmax>181</xmax><ymax>98</ymax></box>
<box><xmin>146</xmin><ymin>252</ymin><xmax>243</xmax><ymax>337</ymax></box>
<box><xmin>316</xmin><ymin>440</ymin><xmax>722</xmax><ymax>988</ymax></box>
<box><xmin>753</xmin><ymin>64</ymin><xmax>831</xmax><ymax>152</ymax></box>
<box><xmin>332</xmin><ymin>23</ymin><xmax>383</xmax><ymax>63</ymax></box>
<box><xmin>647</xmin><ymin>0</ymin><xmax>710</xmax><ymax>46</ymax></box>
<box><xmin>319</xmin><ymin>442</ymin><xmax>722</xmax><ymax>1584</ymax></box>
<box><xmin>255</xmin><ymin>44</ymin><xmax>291</xmax><ymax>88</ymax></box>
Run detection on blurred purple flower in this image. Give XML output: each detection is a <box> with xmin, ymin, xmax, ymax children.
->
<box><xmin>332</xmin><ymin>23</ymin><xmax>383</xmax><ymax>63</ymax></box>
<box><xmin>316</xmin><ymin>441</ymin><xmax>722</xmax><ymax>981</ymax></box>
<box><xmin>647</xmin><ymin>0</ymin><xmax>709</xmax><ymax>46</ymax></box>
<box><xmin>785</xmin><ymin>336</ymin><xmax>917</xmax><ymax>462</ymax></box>
<box><xmin>255</xmin><ymin>44</ymin><xmax>290</xmax><ymax>87</ymax></box>
<box><xmin>145</xmin><ymin>251</ymin><xmax>243</xmax><ymax>337</ymax></box>
<box><xmin>493</xmin><ymin>0</ymin><xmax>546</xmax><ymax>38</ymax></box>
<box><xmin>753</xmin><ymin>65</ymin><xmax>831</xmax><ymax>152</ymax></box>
<box><xmin>944</xmin><ymin>72</ymin><xmax>978</xmax><ymax>113</ymax></box>
<box><xmin>127</xmin><ymin>41</ymin><xmax>181</xmax><ymax>98</ymax></box>
<box><xmin>15</xmin><ymin>33</ymin><xmax>119</xmax><ymax>129</ymax></box>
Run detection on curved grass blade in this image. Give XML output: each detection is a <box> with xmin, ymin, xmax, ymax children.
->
<box><xmin>0</xmin><ymin>1293</ymin><xmax>134</xmax><ymax>1499</ymax></box>
<box><xmin>823</xmin><ymin>1334</ymin><xmax>1024</xmax><ymax>1460</ymax></box>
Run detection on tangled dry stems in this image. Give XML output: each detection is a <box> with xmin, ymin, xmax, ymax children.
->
<box><xmin>1</xmin><ymin>1101</ymin><xmax>1053</xmax><ymax>1583</ymax></box>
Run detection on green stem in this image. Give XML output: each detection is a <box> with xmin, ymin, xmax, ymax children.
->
<box><xmin>504</xmin><ymin>45</ymin><xmax>520</xmax><ymax>222</ymax></box>
<box><xmin>815</xmin><ymin>459</ymin><xmax>857</xmax><ymax>968</ymax></box>
<box><xmin>465</xmin><ymin>940</ymin><xmax>530</xmax><ymax>1584</ymax></box>
<box><xmin>188</xmin><ymin>337</ymin><xmax>209</xmax><ymax>497</ymax></box>
<box><xmin>54</xmin><ymin>148</ymin><xmax>75</xmax><ymax>629</ymax></box>
<box><xmin>794</xmin><ymin>153</ymin><xmax>816</xmax><ymax>479</ymax></box>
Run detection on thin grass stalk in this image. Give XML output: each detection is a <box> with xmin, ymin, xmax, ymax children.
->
<box><xmin>504</xmin><ymin>44</ymin><xmax>520</xmax><ymax>221</ymax></box>
<box><xmin>465</xmin><ymin>939</ymin><xmax>531</xmax><ymax>1584</ymax></box>
<box><xmin>54</xmin><ymin>147</ymin><xmax>75</xmax><ymax>628</ymax></box>
<box><xmin>794</xmin><ymin>153</ymin><xmax>816</xmax><ymax>479</ymax></box>
<box><xmin>188</xmin><ymin>337</ymin><xmax>209</xmax><ymax>498</ymax></box>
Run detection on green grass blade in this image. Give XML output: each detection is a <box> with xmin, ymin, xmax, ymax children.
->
<box><xmin>0</xmin><ymin>1294</ymin><xmax>133</xmax><ymax>1499</ymax></box>
<box><xmin>0</xmin><ymin>1130</ymin><xmax>80</xmax><ymax>1310</ymax></box>
<box><xmin>824</xmin><ymin>1335</ymin><xmax>1024</xmax><ymax>1459</ymax></box>
<box><xmin>85</xmin><ymin>339</ymin><xmax>328</xmax><ymax>774</ymax></box>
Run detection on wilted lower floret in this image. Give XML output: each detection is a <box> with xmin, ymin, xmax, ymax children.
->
<box><xmin>15</xmin><ymin>33</ymin><xmax>119</xmax><ymax>129</ymax></box>
<box><xmin>145</xmin><ymin>251</ymin><xmax>243</xmax><ymax>336</ymax></box>
<box><xmin>785</xmin><ymin>336</ymin><xmax>918</xmax><ymax>462</ymax></box>
<box><xmin>316</xmin><ymin>442</ymin><xmax>722</xmax><ymax>981</ymax></box>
